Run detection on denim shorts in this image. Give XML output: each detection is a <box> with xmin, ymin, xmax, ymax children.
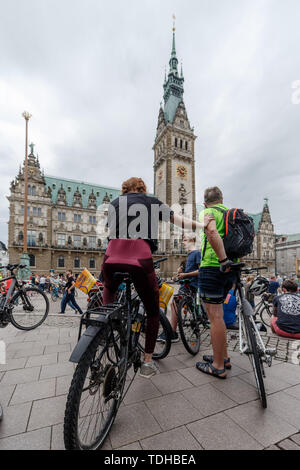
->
<box><xmin>199</xmin><ymin>267</ymin><xmax>236</xmax><ymax>304</ymax></box>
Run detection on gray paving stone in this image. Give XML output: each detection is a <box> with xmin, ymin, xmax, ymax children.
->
<box><xmin>151</xmin><ymin>371</ymin><xmax>193</xmax><ymax>395</ymax></box>
<box><xmin>175</xmin><ymin>353</ymin><xmax>203</xmax><ymax>368</ymax></box>
<box><xmin>284</xmin><ymin>384</ymin><xmax>300</xmax><ymax>400</ymax></box>
<box><xmin>267</xmin><ymin>362</ymin><xmax>300</xmax><ymax>386</ymax></box>
<box><xmin>123</xmin><ymin>377</ymin><xmax>161</xmax><ymax>405</ymax></box>
<box><xmin>265</xmin><ymin>444</ymin><xmax>280</xmax><ymax>450</ymax></box>
<box><xmin>118</xmin><ymin>441</ymin><xmax>142</xmax><ymax>450</ymax></box>
<box><xmin>140</xmin><ymin>426</ymin><xmax>202</xmax><ymax>450</ymax></box>
<box><xmin>177</xmin><ymin>366</ymin><xmax>216</xmax><ymax>387</ymax></box>
<box><xmin>1</xmin><ymin>366</ymin><xmax>40</xmax><ymax>386</ymax></box>
<box><xmin>58</xmin><ymin>351</ymin><xmax>72</xmax><ymax>363</ymax></box>
<box><xmin>14</xmin><ymin>346</ymin><xmax>45</xmax><ymax>359</ymax></box>
<box><xmin>167</xmin><ymin>342</ymin><xmax>186</xmax><ymax>357</ymax></box>
<box><xmin>28</xmin><ymin>395</ymin><xmax>67</xmax><ymax>431</ymax></box>
<box><xmin>267</xmin><ymin>391</ymin><xmax>300</xmax><ymax>429</ymax></box>
<box><xmin>0</xmin><ymin>427</ymin><xmax>51</xmax><ymax>450</ymax></box>
<box><xmin>238</xmin><ymin>370</ymin><xmax>293</xmax><ymax>394</ymax></box>
<box><xmin>156</xmin><ymin>355</ymin><xmax>187</xmax><ymax>373</ymax></box>
<box><xmin>228</xmin><ymin>354</ymin><xmax>253</xmax><ymax>372</ymax></box>
<box><xmin>187</xmin><ymin>412</ymin><xmax>263</xmax><ymax>450</ymax></box>
<box><xmin>277</xmin><ymin>438</ymin><xmax>300</xmax><ymax>450</ymax></box>
<box><xmin>290</xmin><ymin>433</ymin><xmax>300</xmax><ymax>446</ymax></box>
<box><xmin>25</xmin><ymin>353</ymin><xmax>57</xmax><ymax>368</ymax></box>
<box><xmin>44</xmin><ymin>343</ymin><xmax>71</xmax><ymax>354</ymax></box>
<box><xmin>145</xmin><ymin>391</ymin><xmax>203</xmax><ymax>431</ymax></box>
<box><xmin>225</xmin><ymin>400</ymin><xmax>298</xmax><ymax>447</ymax></box>
<box><xmin>7</xmin><ymin>341</ymin><xmax>39</xmax><ymax>352</ymax></box>
<box><xmin>109</xmin><ymin>402</ymin><xmax>161</xmax><ymax>448</ymax></box>
<box><xmin>212</xmin><ymin>377</ymin><xmax>259</xmax><ymax>404</ymax></box>
<box><xmin>0</xmin><ymin>402</ymin><xmax>32</xmax><ymax>439</ymax></box>
<box><xmin>56</xmin><ymin>375</ymin><xmax>73</xmax><ymax>396</ymax></box>
<box><xmin>10</xmin><ymin>378</ymin><xmax>56</xmax><ymax>405</ymax></box>
<box><xmin>0</xmin><ymin>357</ymin><xmax>27</xmax><ymax>372</ymax></box>
<box><xmin>40</xmin><ymin>362</ymin><xmax>74</xmax><ymax>380</ymax></box>
<box><xmin>0</xmin><ymin>384</ymin><xmax>15</xmax><ymax>407</ymax></box>
<box><xmin>181</xmin><ymin>383</ymin><xmax>236</xmax><ymax>417</ymax></box>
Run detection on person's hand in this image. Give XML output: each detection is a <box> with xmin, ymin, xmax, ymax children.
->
<box><xmin>219</xmin><ymin>260</ymin><xmax>233</xmax><ymax>273</ymax></box>
<box><xmin>178</xmin><ymin>273</ymin><xmax>186</xmax><ymax>280</ymax></box>
<box><xmin>203</xmin><ymin>213</ymin><xmax>215</xmax><ymax>228</ymax></box>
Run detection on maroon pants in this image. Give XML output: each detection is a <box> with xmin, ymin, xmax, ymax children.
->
<box><xmin>101</xmin><ymin>239</ymin><xmax>160</xmax><ymax>354</ymax></box>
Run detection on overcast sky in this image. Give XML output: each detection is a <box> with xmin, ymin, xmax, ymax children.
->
<box><xmin>0</xmin><ymin>0</ymin><xmax>300</xmax><ymax>245</ymax></box>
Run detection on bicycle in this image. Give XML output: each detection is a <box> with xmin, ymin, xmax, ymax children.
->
<box><xmin>254</xmin><ymin>293</ymin><xmax>274</xmax><ymax>327</ymax></box>
<box><xmin>232</xmin><ymin>263</ymin><xmax>277</xmax><ymax>408</ymax></box>
<box><xmin>0</xmin><ymin>264</ymin><xmax>50</xmax><ymax>330</ymax></box>
<box><xmin>64</xmin><ymin>258</ymin><xmax>172</xmax><ymax>450</ymax></box>
<box><xmin>50</xmin><ymin>284</ymin><xmax>64</xmax><ymax>302</ymax></box>
<box><xmin>176</xmin><ymin>280</ymin><xmax>210</xmax><ymax>355</ymax></box>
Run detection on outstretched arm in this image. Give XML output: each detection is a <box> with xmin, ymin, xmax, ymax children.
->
<box><xmin>170</xmin><ymin>213</ymin><xmax>214</xmax><ymax>231</ymax></box>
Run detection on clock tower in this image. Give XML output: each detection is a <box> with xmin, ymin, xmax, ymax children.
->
<box><xmin>153</xmin><ymin>25</ymin><xmax>197</xmax><ymax>251</ymax></box>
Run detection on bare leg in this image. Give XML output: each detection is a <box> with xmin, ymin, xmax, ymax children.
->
<box><xmin>205</xmin><ymin>302</ymin><xmax>228</xmax><ymax>375</ymax></box>
<box><xmin>170</xmin><ymin>300</ymin><xmax>178</xmax><ymax>332</ymax></box>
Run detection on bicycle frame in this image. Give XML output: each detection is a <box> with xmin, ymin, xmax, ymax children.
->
<box><xmin>0</xmin><ymin>276</ymin><xmax>17</xmax><ymax>310</ymax></box>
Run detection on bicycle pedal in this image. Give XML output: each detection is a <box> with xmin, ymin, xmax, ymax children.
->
<box><xmin>265</xmin><ymin>348</ymin><xmax>277</xmax><ymax>357</ymax></box>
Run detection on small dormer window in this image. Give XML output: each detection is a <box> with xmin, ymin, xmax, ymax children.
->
<box><xmin>52</xmin><ymin>184</ymin><xmax>56</xmax><ymax>189</ymax></box>
<box><xmin>68</xmin><ymin>187</ymin><xmax>71</xmax><ymax>192</ymax></box>
<box><xmin>180</xmin><ymin>120</ymin><xmax>184</xmax><ymax>127</ymax></box>
<box><xmin>82</xmin><ymin>189</ymin><xmax>86</xmax><ymax>195</ymax></box>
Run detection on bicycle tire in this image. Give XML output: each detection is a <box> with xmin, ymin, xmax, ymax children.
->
<box><xmin>64</xmin><ymin>325</ymin><xmax>127</xmax><ymax>450</ymax></box>
<box><xmin>259</xmin><ymin>306</ymin><xmax>272</xmax><ymax>327</ymax></box>
<box><xmin>177</xmin><ymin>298</ymin><xmax>201</xmax><ymax>355</ymax></box>
<box><xmin>137</xmin><ymin>309</ymin><xmax>172</xmax><ymax>360</ymax></box>
<box><xmin>51</xmin><ymin>292</ymin><xmax>58</xmax><ymax>302</ymax></box>
<box><xmin>10</xmin><ymin>286</ymin><xmax>50</xmax><ymax>331</ymax></box>
<box><xmin>243</xmin><ymin>312</ymin><xmax>267</xmax><ymax>408</ymax></box>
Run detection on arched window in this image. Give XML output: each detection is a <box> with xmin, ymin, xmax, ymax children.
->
<box><xmin>175</xmin><ymin>138</ymin><xmax>177</xmax><ymax>148</ymax></box>
<box><xmin>58</xmin><ymin>256</ymin><xmax>65</xmax><ymax>268</ymax></box>
<box><xmin>29</xmin><ymin>254</ymin><xmax>35</xmax><ymax>267</ymax></box>
<box><xmin>32</xmin><ymin>186</ymin><xmax>36</xmax><ymax>196</ymax></box>
<box><xmin>89</xmin><ymin>258</ymin><xmax>95</xmax><ymax>269</ymax></box>
<box><xmin>28</xmin><ymin>184</ymin><xmax>31</xmax><ymax>195</ymax></box>
<box><xmin>180</xmin><ymin>139</ymin><xmax>183</xmax><ymax>149</ymax></box>
<box><xmin>74</xmin><ymin>257</ymin><xmax>80</xmax><ymax>269</ymax></box>
<box><xmin>185</xmin><ymin>141</ymin><xmax>188</xmax><ymax>151</ymax></box>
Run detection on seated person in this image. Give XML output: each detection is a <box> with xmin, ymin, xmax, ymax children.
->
<box><xmin>271</xmin><ymin>280</ymin><xmax>300</xmax><ymax>339</ymax></box>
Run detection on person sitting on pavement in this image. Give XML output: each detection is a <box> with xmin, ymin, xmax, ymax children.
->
<box><xmin>157</xmin><ymin>232</ymin><xmax>201</xmax><ymax>343</ymax></box>
<box><xmin>271</xmin><ymin>280</ymin><xmax>300</xmax><ymax>339</ymax></box>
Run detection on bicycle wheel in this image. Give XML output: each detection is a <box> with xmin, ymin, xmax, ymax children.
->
<box><xmin>259</xmin><ymin>306</ymin><xmax>272</xmax><ymax>327</ymax></box>
<box><xmin>64</xmin><ymin>325</ymin><xmax>127</xmax><ymax>450</ymax></box>
<box><xmin>138</xmin><ymin>309</ymin><xmax>172</xmax><ymax>360</ymax></box>
<box><xmin>177</xmin><ymin>298</ymin><xmax>201</xmax><ymax>355</ymax></box>
<box><xmin>10</xmin><ymin>286</ymin><xmax>50</xmax><ymax>330</ymax></box>
<box><xmin>243</xmin><ymin>311</ymin><xmax>267</xmax><ymax>408</ymax></box>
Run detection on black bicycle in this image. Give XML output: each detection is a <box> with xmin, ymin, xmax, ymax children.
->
<box><xmin>0</xmin><ymin>264</ymin><xmax>49</xmax><ymax>330</ymax></box>
<box><xmin>255</xmin><ymin>292</ymin><xmax>274</xmax><ymax>327</ymax></box>
<box><xmin>176</xmin><ymin>280</ymin><xmax>209</xmax><ymax>355</ymax></box>
<box><xmin>64</xmin><ymin>258</ymin><xmax>172</xmax><ymax>450</ymax></box>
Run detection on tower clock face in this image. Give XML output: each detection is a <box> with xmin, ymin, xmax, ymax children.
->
<box><xmin>176</xmin><ymin>164</ymin><xmax>188</xmax><ymax>179</ymax></box>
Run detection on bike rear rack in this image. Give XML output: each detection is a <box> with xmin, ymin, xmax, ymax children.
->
<box><xmin>78</xmin><ymin>303</ymin><xmax>125</xmax><ymax>340</ymax></box>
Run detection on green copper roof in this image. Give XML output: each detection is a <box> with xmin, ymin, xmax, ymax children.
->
<box><xmin>44</xmin><ymin>176</ymin><xmax>121</xmax><ymax>208</ymax></box>
<box><xmin>279</xmin><ymin>233</ymin><xmax>300</xmax><ymax>243</ymax></box>
<box><xmin>163</xmin><ymin>29</ymin><xmax>184</xmax><ymax>123</ymax></box>
<box><xmin>248</xmin><ymin>213</ymin><xmax>262</xmax><ymax>233</ymax></box>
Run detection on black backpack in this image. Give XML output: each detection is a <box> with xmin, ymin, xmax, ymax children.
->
<box><xmin>203</xmin><ymin>206</ymin><xmax>255</xmax><ymax>261</ymax></box>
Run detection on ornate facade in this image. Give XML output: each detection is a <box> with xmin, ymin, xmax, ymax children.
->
<box><xmin>8</xmin><ymin>148</ymin><xmax>120</xmax><ymax>276</ymax></box>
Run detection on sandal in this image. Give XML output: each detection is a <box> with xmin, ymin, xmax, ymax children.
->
<box><xmin>196</xmin><ymin>361</ymin><xmax>227</xmax><ymax>379</ymax></box>
<box><xmin>203</xmin><ymin>354</ymin><xmax>231</xmax><ymax>370</ymax></box>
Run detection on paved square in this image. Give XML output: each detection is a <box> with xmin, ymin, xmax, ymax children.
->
<box><xmin>0</xmin><ymin>313</ymin><xmax>300</xmax><ymax>450</ymax></box>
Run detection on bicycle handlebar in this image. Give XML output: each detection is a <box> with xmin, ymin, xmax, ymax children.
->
<box><xmin>0</xmin><ymin>264</ymin><xmax>26</xmax><ymax>271</ymax></box>
<box><xmin>153</xmin><ymin>257</ymin><xmax>168</xmax><ymax>267</ymax></box>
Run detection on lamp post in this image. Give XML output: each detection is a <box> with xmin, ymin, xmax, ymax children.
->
<box><xmin>19</xmin><ymin>111</ymin><xmax>32</xmax><ymax>279</ymax></box>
